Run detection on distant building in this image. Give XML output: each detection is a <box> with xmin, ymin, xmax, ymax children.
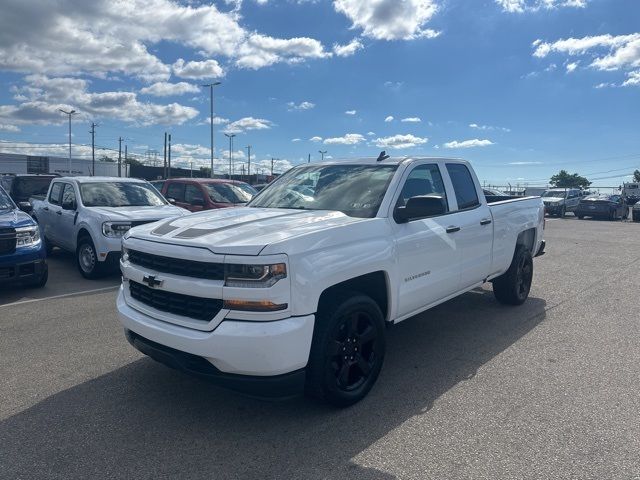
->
<box><xmin>0</xmin><ymin>152</ymin><xmax>118</xmax><ymax>176</ymax></box>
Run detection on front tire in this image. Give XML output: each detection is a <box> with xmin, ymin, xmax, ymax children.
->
<box><xmin>77</xmin><ymin>236</ymin><xmax>104</xmax><ymax>279</ymax></box>
<box><xmin>306</xmin><ymin>292</ymin><xmax>386</xmax><ymax>407</ymax></box>
<box><xmin>492</xmin><ymin>245</ymin><xmax>533</xmax><ymax>306</ymax></box>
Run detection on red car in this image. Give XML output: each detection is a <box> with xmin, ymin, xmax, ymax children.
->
<box><xmin>159</xmin><ymin>178</ymin><xmax>258</xmax><ymax>212</ymax></box>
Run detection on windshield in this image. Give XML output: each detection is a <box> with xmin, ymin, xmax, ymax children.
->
<box><xmin>204</xmin><ymin>183</ymin><xmax>255</xmax><ymax>204</ymax></box>
<box><xmin>248</xmin><ymin>164</ymin><xmax>398</xmax><ymax>218</ymax></box>
<box><xmin>0</xmin><ymin>187</ymin><xmax>15</xmax><ymax>210</ymax></box>
<box><xmin>80</xmin><ymin>182</ymin><xmax>167</xmax><ymax>207</ymax></box>
<box><xmin>13</xmin><ymin>177</ymin><xmax>54</xmax><ymax>201</ymax></box>
<box><xmin>542</xmin><ymin>190</ymin><xmax>566</xmax><ymax>198</ymax></box>
<box><xmin>235</xmin><ymin>182</ymin><xmax>258</xmax><ymax>197</ymax></box>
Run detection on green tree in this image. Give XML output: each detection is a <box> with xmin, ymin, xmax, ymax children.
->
<box><xmin>125</xmin><ymin>157</ymin><xmax>143</xmax><ymax>166</ymax></box>
<box><xmin>549</xmin><ymin>170</ymin><xmax>591</xmax><ymax>189</ymax></box>
<box><xmin>633</xmin><ymin>169</ymin><xmax>640</xmax><ymax>182</ymax></box>
<box><xmin>99</xmin><ymin>155</ymin><xmax>115</xmax><ymax>163</ymax></box>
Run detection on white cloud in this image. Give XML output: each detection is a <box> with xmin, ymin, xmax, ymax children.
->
<box><xmin>309</xmin><ymin>136</ymin><xmax>323</xmax><ymax>142</ymax></box>
<box><xmin>532</xmin><ymin>33</ymin><xmax>640</xmax><ymax>86</ymax></box>
<box><xmin>291</xmin><ymin>138</ymin><xmax>302</xmax><ymax>142</ymax></box>
<box><xmin>333</xmin><ymin>38</ymin><xmax>363</xmax><ymax>57</ymax></box>
<box><xmin>469</xmin><ymin>123</ymin><xmax>511</xmax><ymax>132</ymax></box>
<box><xmin>1</xmin><ymin>75</ymin><xmax>198</xmax><ymax>127</ymax></box>
<box><xmin>374</xmin><ymin>134</ymin><xmax>428</xmax><ymax>149</ymax></box>
<box><xmin>496</xmin><ymin>0</ymin><xmax>588</xmax><ymax>13</ymax></box>
<box><xmin>323</xmin><ymin>133</ymin><xmax>365</xmax><ymax>145</ymax></box>
<box><xmin>172</xmin><ymin>59</ymin><xmax>225</xmax><ymax>79</ymax></box>
<box><xmin>345</xmin><ymin>110</ymin><xmax>357</xmax><ymax>115</ymax></box>
<box><xmin>287</xmin><ymin>101</ymin><xmax>315</xmax><ymax>111</ymax></box>
<box><xmin>334</xmin><ymin>0</ymin><xmax>440</xmax><ymax>41</ymax></box>
<box><xmin>401</xmin><ymin>117</ymin><xmax>421</xmax><ymax>123</ymax></box>
<box><xmin>508</xmin><ymin>161</ymin><xmax>543</xmax><ymax>165</ymax></box>
<box><xmin>235</xmin><ymin>34</ymin><xmax>329</xmax><ymax>69</ymax></box>
<box><xmin>367</xmin><ymin>131</ymin><xmax>376</xmax><ymax>136</ymax></box>
<box><xmin>0</xmin><ymin>124</ymin><xmax>20</xmax><ymax>132</ymax></box>
<box><xmin>384</xmin><ymin>115</ymin><xmax>394</xmax><ymax>122</ymax></box>
<box><xmin>140</xmin><ymin>81</ymin><xmax>200</xmax><ymax>97</ymax></box>
<box><xmin>0</xmin><ymin>0</ymin><xmax>331</xmax><ymax>83</ymax></box>
<box><xmin>566</xmin><ymin>61</ymin><xmax>579</xmax><ymax>73</ymax></box>
<box><xmin>223</xmin><ymin>116</ymin><xmax>274</xmax><ymax>134</ymax></box>
<box><xmin>622</xmin><ymin>70</ymin><xmax>640</xmax><ymax>87</ymax></box>
<box><xmin>443</xmin><ymin>139</ymin><xmax>495</xmax><ymax>149</ymax></box>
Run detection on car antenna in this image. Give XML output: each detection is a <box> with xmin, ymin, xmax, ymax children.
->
<box><xmin>376</xmin><ymin>151</ymin><xmax>390</xmax><ymax>162</ymax></box>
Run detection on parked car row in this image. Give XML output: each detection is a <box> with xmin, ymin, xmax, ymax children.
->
<box><xmin>0</xmin><ymin>175</ymin><xmax>263</xmax><ymax>287</ymax></box>
<box><xmin>542</xmin><ymin>188</ymin><xmax>631</xmax><ymax>220</ymax></box>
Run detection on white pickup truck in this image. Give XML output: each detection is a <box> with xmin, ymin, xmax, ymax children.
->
<box><xmin>31</xmin><ymin>177</ymin><xmax>187</xmax><ymax>278</ymax></box>
<box><xmin>117</xmin><ymin>157</ymin><xmax>545</xmax><ymax>406</ymax></box>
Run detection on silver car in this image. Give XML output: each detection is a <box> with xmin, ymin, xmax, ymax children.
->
<box><xmin>542</xmin><ymin>188</ymin><xmax>582</xmax><ymax>217</ymax></box>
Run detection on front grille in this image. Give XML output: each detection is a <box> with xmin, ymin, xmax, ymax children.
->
<box><xmin>0</xmin><ymin>266</ymin><xmax>15</xmax><ymax>279</ymax></box>
<box><xmin>0</xmin><ymin>228</ymin><xmax>16</xmax><ymax>255</ymax></box>
<box><xmin>129</xmin><ymin>280</ymin><xmax>223</xmax><ymax>321</ymax></box>
<box><xmin>128</xmin><ymin>249</ymin><xmax>224</xmax><ymax>280</ymax></box>
<box><xmin>131</xmin><ymin>219</ymin><xmax>159</xmax><ymax>227</ymax></box>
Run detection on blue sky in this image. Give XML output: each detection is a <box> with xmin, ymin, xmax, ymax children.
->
<box><xmin>0</xmin><ymin>0</ymin><xmax>638</xmax><ymax>186</ymax></box>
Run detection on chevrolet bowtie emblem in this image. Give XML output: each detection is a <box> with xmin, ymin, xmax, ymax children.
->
<box><xmin>142</xmin><ymin>275</ymin><xmax>163</xmax><ymax>288</ymax></box>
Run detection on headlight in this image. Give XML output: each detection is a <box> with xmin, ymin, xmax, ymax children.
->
<box><xmin>121</xmin><ymin>245</ymin><xmax>129</xmax><ymax>262</ymax></box>
<box><xmin>102</xmin><ymin>222</ymin><xmax>131</xmax><ymax>237</ymax></box>
<box><xmin>15</xmin><ymin>225</ymin><xmax>41</xmax><ymax>248</ymax></box>
<box><xmin>224</xmin><ymin>263</ymin><xmax>287</xmax><ymax>288</ymax></box>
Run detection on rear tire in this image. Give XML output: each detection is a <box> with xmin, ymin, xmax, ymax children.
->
<box><xmin>492</xmin><ymin>245</ymin><xmax>533</xmax><ymax>306</ymax></box>
<box><xmin>77</xmin><ymin>236</ymin><xmax>104</xmax><ymax>279</ymax></box>
<box><xmin>306</xmin><ymin>292</ymin><xmax>386</xmax><ymax>407</ymax></box>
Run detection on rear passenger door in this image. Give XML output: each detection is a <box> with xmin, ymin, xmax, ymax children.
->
<box><xmin>445</xmin><ymin>163</ymin><xmax>493</xmax><ymax>289</ymax></box>
<box><xmin>42</xmin><ymin>182</ymin><xmax>64</xmax><ymax>244</ymax></box>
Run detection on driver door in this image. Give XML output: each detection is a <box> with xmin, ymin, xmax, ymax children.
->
<box><xmin>392</xmin><ymin>163</ymin><xmax>463</xmax><ymax>318</ymax></box>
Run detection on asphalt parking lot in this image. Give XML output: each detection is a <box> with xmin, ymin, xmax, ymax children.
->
<box><xmin>1</xmin><ymin>217</ymin><xmax>639</xmax><ymax>480</ymax></box>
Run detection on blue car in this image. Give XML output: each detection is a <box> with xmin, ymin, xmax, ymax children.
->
<box><xmin>0</xmin><ymin>185</ymin><xmax>48</xmax><ymax>288</ymax></box>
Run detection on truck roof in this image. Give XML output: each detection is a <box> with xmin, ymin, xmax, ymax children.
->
<box><xmin>311</xmin><ymin>156</ymin><xmax>464</xmax><ymax>166</ymax></box>
<box><xmin>57</xmin><ymin>176</ymin><xmax>148</xmax><ymax>184</ymax></box>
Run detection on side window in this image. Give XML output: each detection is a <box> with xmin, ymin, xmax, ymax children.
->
<box><xmin>49</xmin><ymin>182</ymin><xmax>63</xmax><ymax>205</ymax></box>
<box><xmin>446</xmin><ymin>163</ymin><xmax>480</xmax><ymax>210</ymax></box>
<box><xmin>61</xmin><ymin>184</ymin><xmax>76</xmax><ymax>208</ymax></box>
<box><xmin>397</xmin><ymin>164</ymin><xmax>448</xmax><ymax>209</ymax></box>
<box><xmin>166</xmin><ymin>182</ymin><xmax>185</xmax><ymax>202</ymax></box>
<box><xmin>185</xmin><ymin>185</ymin><xmax>204</xmax><ymax>203</ymax></box>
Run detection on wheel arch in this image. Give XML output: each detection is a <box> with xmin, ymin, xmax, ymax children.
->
<box><xmin>317</xmin><ymin>271</ymin><xmax>390</xmax><ymax>323</ymax></box>
<box><xmin>516</xmin><ymin>227</ymin><xmax>536</xmax><ymax>254</ymax></box>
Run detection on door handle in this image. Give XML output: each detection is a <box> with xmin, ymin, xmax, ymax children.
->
<box><xmin>56</xmin><ymin>210</ymin><xmax>62</xmax><ymax>215</ymax></box>
<box><xmin>480</xmin><ymin>218</ymin><xmax>492</xmax><ymax>225</ymax></box>
<box><xmin>43</xmin><ymin>207</ymin><xmax>49</xmax><ymax>211</ymax></box>
<box><xmin>446</xmin><ymin>226</ymin><xmax>460</xmax><ymax>234</ymax></box>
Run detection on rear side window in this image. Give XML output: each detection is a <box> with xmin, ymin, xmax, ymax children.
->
<box><xmin>446</xmin><ymin>164</ymin><xmax>479</xmax><ymax>210</ymax></box>
<box><xmin>49</xmin><ymin>182</ymin><xmax>63</xmax><ymax>205</ymax></box>
<box><xmin>166</xmin><ymin>182</ymin><xmax>185</xmax><ymax>202</ymax></box>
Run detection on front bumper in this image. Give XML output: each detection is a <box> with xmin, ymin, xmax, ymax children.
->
<box><xmin>544</xmin><ymin>204</ymin><xmax>564</xmax><ymax>214</ymax></box>
<box><xmin>117</xmin><ymin>287</ymin><xmax>314</xmax><ymax>395</ymax></box>
<box><xmin>0</xmin><ymin>244</ymin><xmax>47</xmax><ymax>285</ymax></box>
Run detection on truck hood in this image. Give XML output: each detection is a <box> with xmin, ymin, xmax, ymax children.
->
<box><xmin>0</xmin><ymin>208</ymin><xmax>35</xmax><ymax>229</ymax></box>
<box><xmin>86</xmin><ymin>205</ymin><xmax>188</xmax><ymax>222</ymax></box>
<box><xmin>127</xmin><ymin>207</ymin><xmax>367</xmax><ymax>255</ymax></box>
<box><xmin>543</xmin><ymin>197</ymin><xmax>564</xmax><ymax>203</ymax></box>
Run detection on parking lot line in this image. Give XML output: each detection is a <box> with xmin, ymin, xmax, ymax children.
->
<box><xmin>0</xmin><ymin>285</ymin><xmax>119</xmax><ymax>309</ymax></box>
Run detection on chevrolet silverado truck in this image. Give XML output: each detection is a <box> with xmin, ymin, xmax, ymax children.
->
<box><xmin>31</xmin><ymin>177</ymin><xmax>187</xmax><ymax>279</ymax></box>
<box><xmin>117</xmin><ymin>156</ymin><xmax>545</xmax><ymax>406</ymax></box>
<box><xmin>0</xmin><ymin>184</ymin><xmax>48</xmax><ymax>288</ymax></box>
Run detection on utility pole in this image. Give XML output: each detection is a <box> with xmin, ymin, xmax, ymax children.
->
<box><xmin>118</xmin><ymin>137</ymin><xmax>123</xmax><ymax>177</ymax></box>
<box><xmin>319</xmin><ymin>150</ymin><xmax>327</xmax><ymax>161</ymax></box>
<box><xmin>168</xmin><ymin>134</ymin><xmax>172</xmax><ymax>178</ymax></box>
<box><xmin>271</xmin><ymin>157</ymin><xmax>275</xmax><ymax>176</ymax></box>
<box><xmin>124</xmin><ymin>144</ymin><xmax>128</xmax><ymax>178</ymax></box>
<box><xmin>89</xmin><ymin>122</ymin><xmax>97</xmax><ymax>176</ymax></box>
<box><xmin>202</xmin><ymin>82</ymin><xmax>221</xmax><ymax>178</ymax></box>
<box><xmin>190</xmin><ymin>162</ymin><xmax>194</xmax><ymax>178</ymax></box>
<box><xmin>245</xmin><ymin>145</ymin><xmax>251</xmax><ymax>181</ymax></box>
<box><xmin>59</xmin><ymin>109</ymin><xmax>77</xmax><ymax>174</ymax></box>
<box><xmin>308</xmin><ymin>153</ymin><xmax>311</xmax><ymax>163</ymax></box>
<box><xmin>225</xmin><ymin>133</ymin><xmax>235</xmax><ymax>179</ymax></box>
<box><xmin>163</xmin><ymin>132</ymin><xmax>167</xmax><ymax>179</ymax></box>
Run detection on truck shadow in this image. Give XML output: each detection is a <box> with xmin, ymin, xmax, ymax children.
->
<box><xmin>0</xmin><ymin>289</ymin><xmax>546</xmax><ymax>480</ymax></box>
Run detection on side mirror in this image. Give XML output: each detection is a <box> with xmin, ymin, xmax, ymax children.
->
<box><xmin>167</xmin><ymin>198</ymin><xmax>176</xmax><ymax>205</ymax></box>
<box><xmin>62</xmin><ymin>200</ymin><xmax>76</xmax><ymax>210</ymax></box>
<box><xmin>190</xmin><ymin>198</ymin><xmax>205</xmax><ymax>206</ymax></box>
<box><xmin>395</xmin><ymin>195</ymin><xmax>447</xmax><ymax>223</ymax></box>
<box><xmin>18</xmin><ymin>201</ymin><xmax>33</xmax><ymax>214</ymax></box>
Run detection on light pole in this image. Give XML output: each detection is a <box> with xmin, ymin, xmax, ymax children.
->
<box><xmin>225</xmin><ymin>133</ymin><xmax>235</xmax><ymax>179</ymax></box>
<box><xmin>59</xmin><ymin>109</ymin><xmax>77</xmax><ymax>174</ymax></box>
<box><xmin>245</xmin><ymin>145</ymin><xmax>251</xmax><ymax>182</ymax></box>
<box><xmin>319</xmin><ymin>150</ymin><xmax>327</xmax><ymax>161</ymax></box>
<box><xmin>201</xmin><ymin>82</ymin><xmax>221</xmax><ymax>178</ymax></box>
